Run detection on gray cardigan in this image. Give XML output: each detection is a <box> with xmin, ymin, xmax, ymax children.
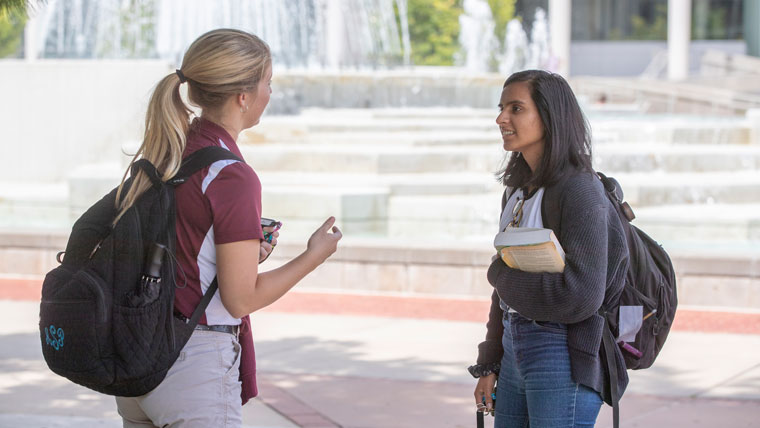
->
<box><xmin>475</xmin><ymin>170</ymin><xmax>630</xmax><ymax>405</ymax></box>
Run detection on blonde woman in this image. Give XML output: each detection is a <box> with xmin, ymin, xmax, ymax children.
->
<box><xmin>113</xmin><ymin>29</ymin><xmax>342</xmax><ymax>427</ymax></box>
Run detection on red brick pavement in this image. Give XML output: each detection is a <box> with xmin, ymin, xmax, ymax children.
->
<box><xmin>3</xmin><ymin>276</ymin><xmax>760</xmax><ymax>335</ymax></box>
<box><xmin>257</xmin><ymin>379</ymin><xmax>341</xmax><ymax>428</ymax></box>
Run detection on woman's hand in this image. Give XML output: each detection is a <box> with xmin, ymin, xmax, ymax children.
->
<box><xmin>306</xmin><ymin>217</ymin><xmax>342</xmax><ymax>264</ymax></box>
<box><xmin>474</xmin><ymin>373</ymin><xmax>497</xmax><ymax>415</ymax></box>
<box><xmin>259</xmin><ymin>227</ymin><xmax>280</xmax><ymax>263</ymax></box>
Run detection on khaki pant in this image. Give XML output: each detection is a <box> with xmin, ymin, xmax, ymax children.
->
<box><xmin>115</xmin><ymin>329</ymin><xmax>242</xmax><ymax>428</ymax></box>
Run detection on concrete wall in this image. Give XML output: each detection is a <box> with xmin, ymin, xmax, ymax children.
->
<box><xmin>0</xmin><ymin>60</ymin><xmax>507</xmax><ymax>182</ymax></box>
<box><xmin>268</xmin><ymin>68</ymin><xmax>504</xmax><ymax>114</ymax></box>
<box><xmin>0</xmin><ymin>60</ymin><xmax>173</xmax><ymax>182</ymax></box>
<box><xmin>2</xmin><ymin>229</ymin><xmax>759</xmax><ymax>309</ymax></box>
<box><xmin>570</xmin><ymin>40</ymin><xmax>746</xmax><ymax>77</ymax></box>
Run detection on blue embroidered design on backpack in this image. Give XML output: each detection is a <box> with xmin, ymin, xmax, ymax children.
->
<box><xmin>45</xmin><ymin>325</ymin><xmax>64</xmax><ymax>350</ymax></box>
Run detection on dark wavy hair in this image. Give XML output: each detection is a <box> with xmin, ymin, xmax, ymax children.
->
<box><xmin>496</xmin><ymin>70</ymin><xmax>593</xmax><ymax>190</ymax></box>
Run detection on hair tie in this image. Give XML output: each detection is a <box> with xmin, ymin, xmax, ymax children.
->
<box><xmin>175</xmin><ymin>69</ymin><xmax>187</xmax><ymax>83</ymax></box>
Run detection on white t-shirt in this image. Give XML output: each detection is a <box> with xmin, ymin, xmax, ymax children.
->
<box><xmin>499</xmin><ymin>187</ymin><xmax>545</xmax><ymax>232</ymax></box>
<box><xmin>498</xmin><ymin>187</ymin><xmax>545</xmax><ymax>314</ymax></box>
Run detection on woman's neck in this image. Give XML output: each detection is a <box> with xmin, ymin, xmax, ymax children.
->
<box><xmin>201</xmin><ymin>111</ymin><xmax>242</xmax><ymax>140</ymax></box>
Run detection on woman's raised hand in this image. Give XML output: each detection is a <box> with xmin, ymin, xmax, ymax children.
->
<box><xmin>306</xmin><ymin>216</ymin><xmax>342</xmax><ymax>264</ymax></box>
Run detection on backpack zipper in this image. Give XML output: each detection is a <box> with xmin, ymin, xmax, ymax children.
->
<box><xmin>79</xmin><ymin>270</ymin><xmax>108</xmax><ymax>323</ymax></box>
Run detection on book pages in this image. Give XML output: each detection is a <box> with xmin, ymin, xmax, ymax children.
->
<box><xmin>500</xmin><ymin>241</ymin><xmax>565</xmax><ymax>273</ymax></box>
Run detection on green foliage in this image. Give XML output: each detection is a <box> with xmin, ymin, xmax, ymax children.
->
<box><xmin>97</xmin><ymin>0</ymin><xmax>157</xmax><ymax>58</ymax></box>
<box><xmin>0</xmin><ymin>6</ymin><xmax>25</xmax><ymax>58</ymax></box>
<box><xmin>631</xmin><ymin>4</ymin><xmax>667</xmax><ymax>40</ymax></box>
<box><xmin>0</xmin><ymin>0</ymin><xmax>29</xmax><ymax>18</ymax></box>
<box><xmin>407</xmin><ymin>0</ymin><xmax>463</xmax><ymax>66</ymax></box>
<box><xmin>488</xmin><ymin>0</ymin><xmax>516</xmax><ymax>48</ymax></box>
<box><xmin>706</xmin><ymin>8</ymin><xmax>727</xmax><ymax>39</ymax></box>
<box><xmin>692</xmin><ymin>7</ymin><xmax>732</xmax><ymax>40</ymax></box>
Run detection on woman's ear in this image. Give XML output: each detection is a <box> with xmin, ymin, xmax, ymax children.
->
<box><xmin>237</xmin><ymin>92</ymin><xmax>249</xmax><ymax>113</ymax></box>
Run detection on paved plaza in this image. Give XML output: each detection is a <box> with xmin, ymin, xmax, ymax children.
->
<box><xmin>1</xmin><ymin>286</ymin><xmax>759</xmax><ymax>428</ymax></box>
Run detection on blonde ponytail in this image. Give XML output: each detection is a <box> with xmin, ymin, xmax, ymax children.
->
<box><xmin>113</xmin><ymin>29</ymin><xmax>271</xmax><ymax>224</ymax></box>
<box><xmin>114</xmin><ymin>73</ymin><xmax>190</xmax><ymax>223</ymax></box>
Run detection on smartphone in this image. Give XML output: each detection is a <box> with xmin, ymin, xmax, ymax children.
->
<box><xmin>261</xmin><ymin>217</ymin><xmax>282</xmax><ymax>243</ymax></box>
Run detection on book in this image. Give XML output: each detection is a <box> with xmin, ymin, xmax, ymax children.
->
<box><xmin>494</xmin><ymin>227</ymin><xmax>566</xmax><ymax>273</ymax></box>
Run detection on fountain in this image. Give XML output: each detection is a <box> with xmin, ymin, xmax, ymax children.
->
<box><xmin>457</xmin><ymin>0</ymin><xmax>498</xmax><ymax>71</ymax></box>
<box><xmin>496</xmin><ymin>8</ymin><xmax>552</xmax><ymax>75</ymax></box>
<box><xmin>32</xmin><ymin>0</ymin><xmax>411</xmax><ymax>69</ymax></box>
<box><xmin>499</xmin><ymin>19</ymin><xmax>528</xmax><ymax>75</ymax></box>
<box><xmin>458</xmin><ymin>2</ymin><xmax>551</xmax><ymax>74</ymax></box>
<box><xmin>526</xmin><ymin>7</ymin><xmax>550</xmax><ymax>70</ymax></box>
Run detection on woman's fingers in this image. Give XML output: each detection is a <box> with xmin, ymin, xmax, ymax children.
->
<box><xmin>474</xmin><ymin>374</ymin><xmax>496</xmax><ymax>415</ymax></box>
<box><xmin>330</xmin><ymin>225</ymin><xmax>343</xmax><ymax>240</ymax></box>
<box><xmin>319</xmin><ymin>216</ymin><xmax>335</xmax><ymax>232</ymax></box>
<box><xmin>259</xmin><ymin>241</ymin><xmax>273</xmax><ymax>262</ymax></box>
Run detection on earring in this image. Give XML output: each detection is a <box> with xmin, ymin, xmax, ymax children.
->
<box><xmin>241</xmin><ymin>105</ymin><xmax>248</xmax><ymax>113</ymax></box>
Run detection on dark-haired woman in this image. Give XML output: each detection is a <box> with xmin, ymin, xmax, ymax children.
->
<box><xmin>469</xmin><ymin>70</ymin><xmax>629</xmax><ymax>427</ymax></box>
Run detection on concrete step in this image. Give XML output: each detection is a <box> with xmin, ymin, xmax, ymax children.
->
<box><xmin>0</xmin><ymin>182</ymin><xmax>70</xmax><ymax>230</ymax></box>
<box><xmin>241</xmin><ymin>143</ymin><xmax>760</xmax><ymax>175</ymax></box>
<box><xmin>387</xmin><ymin>194</ymin><xmax>500</xmax><ymax>239</ymax></box>
<box><xmin>259</xmin><ymin>112</ymin><xmax>496</xmax><ymax>134</ymax></box>
<box><xmin>616</xmin><ymin>171</ymin><xmax>760</xmax><ymax>206</ymax></box>
<box><xmin>240</xmin><ymin>129</ymin><xmax>499</xmax><ymax>146</ymax></box>
<box><xmin>362</xmin><ymin>107</ymin><xmax>496</xmax><ymax>120</ymax></box>
<box><xmin>251</xmin><ymin>108</ymin><xmax>751</xmax><ymax>146</ymax></box>
<box><xmin>242</xmin><ymin>144</ymin><xmax>504</xmax><ymax>174</ymax></box>
<box><xmin>594</xmin><ymin>144</ymin><xmax>760</xmax><ymax>173</ymax></box>
<box><xmin>591</xmin><ymin>117</ymin><xmax>750</xmax><ymax>145</ymax></box>
<box><xmin>632</xmin><ymin>203</ymin><xmax>760</xmax><ymax>243</ymax></box>
<box><xmin>5</xmin><ymin>174</ymin><xmax>760</xmax><ymax>246</ymax></box>
<box><xmin>258</xmin><ymin>172</ymin><xmax>501</xmax><ymax>196</ymax></box>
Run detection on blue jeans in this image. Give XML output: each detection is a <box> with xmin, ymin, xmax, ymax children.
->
<box><xmin>494</xmin><ymin>312</ymin><xmax>603</xmax><ymax>428</ymax></box>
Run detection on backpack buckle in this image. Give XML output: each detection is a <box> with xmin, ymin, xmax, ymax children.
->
<box><xmin>621</xmin><ymin>202</ymin><xmax>636</xmax><ymax>222</ymax></box>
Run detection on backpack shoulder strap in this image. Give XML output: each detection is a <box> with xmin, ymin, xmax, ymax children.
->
<box><xmin>131</xmin><ymin>159</ymin><xmax>163</xmax><ymax>189</ymax></box>
<box><xmin>168</xmin><ymin>146</ymin><xmax>243</xmax><ymax>185</ymax></box>
<box><xmin>186</xmin><ymin>277</ymin><xmax>219</xmax><ymax>326</ymax></box>
<box><xmin>169</xmin><ymin>147</ymin><xmax>241</xmax><ymax>325</ymax></box>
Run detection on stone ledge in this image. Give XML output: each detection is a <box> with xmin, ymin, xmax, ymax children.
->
<box><xmin>4</xmin><ymin>229</ymin><xmax>757</xmax><ymax>277</ymax></box>
<box><xmin>0</xmin><ymin>228</ymin><xmax>69</xmax><ymax>249</ymax></box>
<box><xmin>3</xmin><ymin>230</ymin><xmax>759</xmax><ymax>307</ymax></box>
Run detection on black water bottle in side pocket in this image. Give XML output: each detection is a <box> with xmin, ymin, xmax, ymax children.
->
<box><xmin>127</xmin><ymin>243</ymin><xmax>166</xmax><ymax>307</ymax></box>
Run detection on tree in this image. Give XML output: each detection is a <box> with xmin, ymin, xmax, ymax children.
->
<box><xmin>407</xmin><ymin>0</ymin><xmax>463</xmax><ymax>66</ymax></box>
<box><xmin>0</xmin><ymin>0</ymin><xmax>46</xmax><ymax>58</ymax></box>
<box><xmin>0</xmin><ymin>4</ymin><xmax>25</xmax><ymax>58</ymax></box>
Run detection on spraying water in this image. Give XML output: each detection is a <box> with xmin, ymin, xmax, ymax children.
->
<box><xmin>458</xmin><ymin>2</ymin><xmax>552</xmax><ymax>74</ymax></box>
<box><xmin>32</xmin><ymin>0</ymin><xmax>411</xmax><ymax>69</ymax></box>
<box><xmin>457</xmin><ymin>0</ymin><xmax>498</xmax><ymax>71</ymax></box>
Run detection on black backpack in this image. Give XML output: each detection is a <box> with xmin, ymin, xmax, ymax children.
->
<box><xmin>39</xmin><ymin>146</ymin><xmax>241</xmax><ymax>397</ymax></box>
<box><xmin>596</xmin><ymin>172</ymin><xmax>678</xmax><ymax>428</ymax></box>
<box><xmin>596</xmin><ymin>172</ymin><xmax>678</xmax><ymax>372</ymax></box>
